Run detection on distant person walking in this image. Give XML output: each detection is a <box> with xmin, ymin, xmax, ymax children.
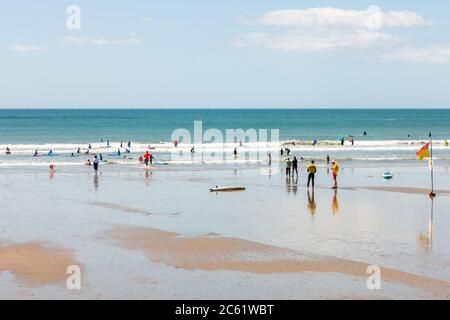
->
<box><xmin>93</xmin><ymin>155</ymin><xmax>100</xmax><ymax>172</ymax></box>
<box><xmin>285</xmin><ymin>158</ymin><xmax>292</xmax><ymax>177</ymax></box>
<box><xmin>292</xmin><ymin>156</ymin><xmax>298</xmax><ymax>176</ymax></box>
<box><xmin>331</xmin><ymin>160</ymin><xmax>339</xmax><ymax>189</ymax></box>
<box><xmin>307</xmin><ymin>160</ymin><xmax>317</xmax><ymax>189</ymax></box>
<box><xmin>144</xmin><ymin>151</ymin><xmax>150</xmax><ymax>166</ymax></box>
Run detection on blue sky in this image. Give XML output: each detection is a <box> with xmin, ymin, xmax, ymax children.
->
<box><xmin>1</xmin><ymin>0</ymin><xmax>450</xmax><ymax>108</ymax></box>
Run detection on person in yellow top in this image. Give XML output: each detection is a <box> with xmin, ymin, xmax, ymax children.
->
<box><xmin>306</xmin><ymin>160</ymin><xmax>317</xmax><ymax>189</ymax></box>
<box><xmin>331</xmin><ymin>160</ymin><xmax>339</xmax><ymax>189</ymax></box>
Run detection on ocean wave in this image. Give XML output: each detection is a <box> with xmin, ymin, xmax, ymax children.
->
<box><xmin>0</xmin><ymin>139</ymin><xmax>448</xmax><ymax>154</ymax></box>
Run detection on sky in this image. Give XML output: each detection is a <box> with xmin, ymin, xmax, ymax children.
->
<box><xmin>1</xmin><ymin>0</ymin><xmax>450</xmax><ymax>108</ymax></box>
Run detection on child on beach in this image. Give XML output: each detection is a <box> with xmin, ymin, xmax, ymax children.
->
<box><xmin>331</xmin><ymin>160</ymin><xmax>339</xmax><ymax>189</ymax></box>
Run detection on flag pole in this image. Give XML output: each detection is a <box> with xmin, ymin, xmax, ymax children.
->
<box><xmin>429</xmin><ymin>132</ymin><xmax>436</xmax><ymax>198</ymax></box>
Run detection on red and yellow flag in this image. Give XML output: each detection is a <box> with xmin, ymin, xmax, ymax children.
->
<box><xmin>416</xmin><ymin>142</ymin><xmax>430</xmax><ymax>160</ymax></box>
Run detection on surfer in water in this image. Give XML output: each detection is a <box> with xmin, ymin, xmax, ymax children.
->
<box><xmin>34</xmin><ymin>150</ymin><xmax>39</xmax><ymax>157</ymax></box>
<box><xmin>48</xmin><ymin>150</ymin><xmax>54</xmax><ymax>156</ymax></box>
<box><xmin>326</xmin><ymin>154</ymin><xmax>330</xmax><ymax>165</ymax></box>
<box><xmin>5</xmin><ymin>147</ymin><xmax>11</xmax><ymax>155</ymax></box>
<box><xmin>117</xmin><ymin>148</ymin><xmax>121</xmax><ymax>156</ymax></box>
<box><xmin>128</xmin><ymin>141</ymin><xmax>131</xmax><ymax>148</ymax></box>
<box><xmin>77</xmin><ymin>147</ymin><xmax>81</xmax><ymax>154</ymax></box>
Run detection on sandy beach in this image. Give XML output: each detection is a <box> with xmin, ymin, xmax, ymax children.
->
<box><xmin>1</xmin><ymin>160</ymin><xmax>449</xmax><ymax>299</ymax></box>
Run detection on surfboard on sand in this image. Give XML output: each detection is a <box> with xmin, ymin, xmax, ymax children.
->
<box><xmin>210</xmin><ymin>186</ymin><xmax>246</xmax><ymax>192</ymax></box>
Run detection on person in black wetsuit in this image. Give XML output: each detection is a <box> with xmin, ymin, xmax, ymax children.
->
<box><xmin>292</xmin><ymin>156</ymin><xmax>298</xmax><ymax>177</ymax></box>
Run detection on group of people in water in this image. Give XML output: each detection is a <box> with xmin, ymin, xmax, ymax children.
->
<box><xmin>283</xmin><ymin>155</ymin><xmax>339</xmax><ymax>189</ymax></box>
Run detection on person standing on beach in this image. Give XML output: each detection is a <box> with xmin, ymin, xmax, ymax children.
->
<box><xmin>292</xmin><ymin>156</ymin><xmax>298</xmax><ymax>176</ymax></box>
<box><xmin>280</xmin><ymin>148</ymin><xmax>284</xmax><ymax>156</ymax></box>
<box><xmin>268</xmin><ymin>153</ymin><xmax>272</xmax><ymax>165</ymax></box>
<box><xmin>326</xmin><ymin>155</ymin><xmax>330</xmax><ymax>165</ymax></box>
<box><xmin>331</xmin><ymin>160</ymin><xmax>339</xmax><ymax>189</ymax></box>
<box><xmin>128</xmin><ymin>141</ymin><xmax>131</xmax><ymax>148</ymax></box>
<box><xmin>144</xmin><ymin>151</ymin><xmax>150</xmax><ymax>166</ymax></box>
<box><xmin>93</xmin><ymin>155</ymin><xmax>100</xmax><ymax>172</ymax></box>
<box><xmin>233</xmin><ymin>148</ymin><xmax>238</xmax><ymax>158</ymax></box>
<box><xmin>285</xmin><ymin>158</ymin><xmax>292</xmax><ymax>176</ymax></box>
<box><xmin>307</xmin><ymin>160</ymin><xmax>317</xmax><ymax>189</ymax></box>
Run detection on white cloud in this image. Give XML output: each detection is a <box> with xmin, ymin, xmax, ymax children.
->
<box><xmin>236</xmin><ymin>6</ymin><xmax>432</xmax><ymax>53</ymax></box>
<box><xmin>11</xmin><ymin>44</ymin><xmax>48</xmax><ymax>52</ymax></box>
<box><xmin>61</xmin><ymin>36</ymin><xmax>86</xmax><ymax>45</ymax></box>
<box><xmin>256</xmin><ymin>6</ymin><xmax>432</xmax><ymax>30</ymax></box>
<box><xmin>382</xmin><ymin>45</ymin><xmax>450</xmax><ymax>64</ymax></box>
<box><xmin>235</xmin><ymin>30</ymin><xmax>397</xmax><ymax>52</ymax></box>
<box><xmin>61</xmin><ymin>34</ymin><xmax>141</xmax><ymax>46</ymax></box>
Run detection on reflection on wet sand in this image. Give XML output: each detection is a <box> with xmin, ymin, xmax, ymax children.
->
<box><xmin>144</xmin><ymin>170</ymin><xmax>151</xmax><ymax>187</ymax></box>
<box><xmin>93</xmin><ymin>173</ymin><xmax>99</xmax><ymax>190</ymax></box>
<box><xmin>307</xmin><ymin>190</ymin><xmax>316</xmax><ymax>216</ymax></box>
<box><xmin>331</xmin><ymin>189</ymin><xmax>339</xmax><ymax>215</ymax></box>
<box><xmin>285</xmin><ymin>175</ymin><xmax>298</xmax><ymax>196</ymax></box>
<box><xmin>417</xmin><ymin>199</ymin><xmax>434</xmax><ymax>253</ymax></box>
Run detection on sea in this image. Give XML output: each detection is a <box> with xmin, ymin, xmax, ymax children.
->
<box><xmin>0</xmin><ymin>108</ymin><xmax>449</xmax><ymax>166</ymax></box>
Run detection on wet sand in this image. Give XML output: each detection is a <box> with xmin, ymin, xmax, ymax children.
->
<box><xmin>0</xmin><ymin>242</ymin><xmax>78</xmax><ymax>287</ymax></box>
<box><xmin>110</xmin><ymin>226</ymin><xmax>450</xmax><ymax>299</ymax></box>
<box><xmin>1</xmin><ymin>162</ymin><xmax>450</xmax><ymax>299</ymax></box>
